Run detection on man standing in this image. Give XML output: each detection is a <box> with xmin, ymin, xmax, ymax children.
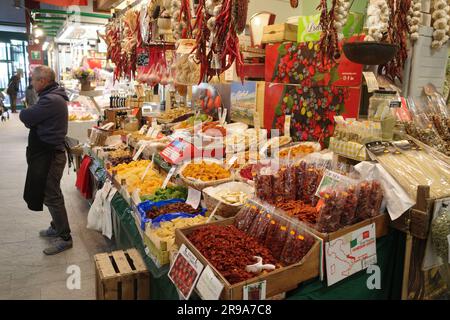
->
<box><xmin>7</xmin><ymin>70</ymin><xmax>22</xmax><ymax>113</ymax></box>
<box><xmin>19</xmin><ymin>65</ymin><xmax>72</xmax><ymax>255</ymax></box>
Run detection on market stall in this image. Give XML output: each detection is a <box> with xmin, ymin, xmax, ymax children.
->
<box><xmin>71</xmin><ymin>0</ymin><xmax>450</xmax><ymax>300</ymax></box>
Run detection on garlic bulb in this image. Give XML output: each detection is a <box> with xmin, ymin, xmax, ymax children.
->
<box><xmin>408</xmin><ymin>0</ymin><xmax>422</xmax><ymax>42</ymax></box>
<box><xmin>334</xmin><ymin>0</ymin><xmax>350</xmax><ymax>41</ymax></box>
<box><xmin>365</xmin><ymin>0</ymin><xmax>390</xmax><ymax>42</ymax></box>
<box><xmin>431</xmin><ymin>0</ymin><xmax>450</xmax><ymax>48</ymax></box>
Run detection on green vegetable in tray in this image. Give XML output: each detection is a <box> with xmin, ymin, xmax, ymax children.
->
<box><xmin>187</xmin><ymin>113</ymin><xmax>209</xmax><ymax>125</ymax></box>
<box><xmin>141</xmin><ymin>186</ymin><xmax>188</xmax><ymax>202</ymax></box>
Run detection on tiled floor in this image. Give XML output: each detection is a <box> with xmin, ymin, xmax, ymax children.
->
<box><xmin>0</xmin><ymin>113</ymin><xmax>114</xmax><ymax>299</ymax></box>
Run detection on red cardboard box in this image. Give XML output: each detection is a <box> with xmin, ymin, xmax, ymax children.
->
<box><xmin>263</xmin><ymin>83</ymin><xmax>361</xmax><ymax>145</ymax></box>
<box><xmin>265</xmin><ymin>35</ymin><xmax>364</xmax><ymax>87</ymax></box>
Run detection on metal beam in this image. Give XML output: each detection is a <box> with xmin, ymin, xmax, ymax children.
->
<box><xmin>33</xmin><ymin>16</ymin><xmax>66</xmax><ymax>21</ymax></box>
<box><xmin>31</xmin><ymin>9</ymin><xmax>111</xmax><ymax>19</ymax></box>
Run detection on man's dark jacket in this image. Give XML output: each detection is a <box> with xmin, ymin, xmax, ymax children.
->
<box><xmin>19</xmin><ymin>83</ymin><xmax>68</xmax><ymax>211</ymax></box>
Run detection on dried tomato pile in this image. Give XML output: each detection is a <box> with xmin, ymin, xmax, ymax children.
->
<box><xmin>187</xmin><ymin>225</ymin><xmax>278</xmax><ymax>284</ymax></box>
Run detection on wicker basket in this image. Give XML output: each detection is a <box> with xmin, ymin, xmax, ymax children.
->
<box><xmin>203</xmin><ymin>182</ymin><xmax>254</xmax><ymax>218</ymax></box>
<box><xmin>178</xmin><ymin>159</ymin><xmax>233</xmax><ymax>191</ymax></box>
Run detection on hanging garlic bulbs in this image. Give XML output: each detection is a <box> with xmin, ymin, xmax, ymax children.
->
<box><xmin>364</xmin><ymin>0</ymin><xmax>390</xmax><ymax>42</ymax></box>
<box><xmin>431</xmin><ymin>0</ymin><xmax>450</xmax><ymax>48</ymax></box>
<box><xmin>333</xmin><ymin>0</ymin><xmax>351</xmax><ymax>41</ymax></box>
<box><xmin>170</xmin><ymin>0</ymin><xmax>182</xmax><ymax>40</ymax></box>
<box><xmin>206</xmin><ymin>0</ymin><xmax>223</xmax><ymax>32</ymax></box>
<box><xmin>408</xmin><ymin>0</ymin><xmax>422</xmax><ymax>41</ymax></box>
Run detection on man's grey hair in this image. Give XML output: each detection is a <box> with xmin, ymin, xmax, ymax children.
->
<box><xmin>33</xmin><ymin>65</ymin><xmax>56</xmax><ymax>82</ymax></box>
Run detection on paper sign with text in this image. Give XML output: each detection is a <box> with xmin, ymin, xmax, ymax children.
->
<box><xmin>196</xmin><ymin>265</ymin><xmax>224</xmax><ymax>300</ymax></box>
<box><xmin>325</xmin><ymin>223</ymin><xmax>377</xmax><ymax>286</ymax></box>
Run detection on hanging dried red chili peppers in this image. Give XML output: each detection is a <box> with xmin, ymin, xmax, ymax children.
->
<box><xmin>192</xmin><ymin>0</ymin><xmax>245</xmax><ymax>83</ymax></box>
<box><xmin>379</xmin><ymin>0</ymin><xmax>412</xmax><ymax>83</ymax></box>
<box><xmin>317</xmin><ymin>0</ymin><xmax>340</xmax><ymax>67</ymax></box>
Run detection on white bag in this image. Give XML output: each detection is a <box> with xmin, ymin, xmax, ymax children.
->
<box><xmin>102</xmin><ymin>186</ymin><xmax>117</xmax><ymax>240</ymax></box>
<box><xmin>87</xmin><ymin>181</ymin><xmax>113</xmax><ymax>231</ymax></box>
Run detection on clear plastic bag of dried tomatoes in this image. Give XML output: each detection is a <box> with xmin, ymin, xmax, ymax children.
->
<box><xmin>279</xmin><ymin>226</ymin><xmax>315</xmax><ymax>266</ymax></box>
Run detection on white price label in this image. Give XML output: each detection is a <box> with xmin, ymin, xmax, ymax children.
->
<box><xmin>139</xmin><ymin>125</ymin><xmax>148</xmax><ymax>135</ymax></box>
<box><xmin>363</xmin><ymin>72</ymin><xmax>379</xmax><ymax>93</ymax></box>
<box><xmin>133</xmin><ymin>143</ymin><xmax>147</xmax><ymax>161</ymax></box>
<box><xmin>141</xmin><ymin>159</ymin><xmax>153</xmax><ymax>181</ymax></box>
<box><xmin>196</xmin><ymin>265</ymin><xmax>224</xmax><ymax>300</ymax></box>
<box><xmin>131</xmin><ymin>189</ymin><xmax>141</xmax><ymax>205</ymax></box>
<box><xmin>126</xmin><ymin>133</ymin><xmax>132</xmax><ymax>147</ymax></box>
<box><xmin>186</xmin><ymin>187</ymin><xmax>202</xmax><ymax>209</ymax></box>
<box><xmin>284</xmin><ymin>115</ymin><xmax>291</xmax><ymax>137</ymax></box>
<box><xmin>162</xmin><ymin>166</ymin><xmax>177</xmax><ymax>189</ymax></box>
<box><xmin>150</xmin><ymin>126</ymin><xmax>161</xmax><ymax>139</ymax></box>
<box><xmin>226</xmin><ymin>155</ymin><xmax>238</xmax><ymax>170</ymax></box>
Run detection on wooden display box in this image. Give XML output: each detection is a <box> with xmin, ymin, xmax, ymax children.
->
<box><xmin>175</xmin><ymin>218</ymin><xmax>321</xmax><ymax>300</ymax></box>
<box><xmin>262</xmin><ymin>23</ymin><xmax>298</xmax><ymax>44</ymax></box>
<box><xmin>308</xmin><ymin>213</ymin><xmax>390</xmax><ymax>242</ymax></box>
<box><xmin>143</xmin><ymin>231</ymin><xmax>170</xmax><ymax>267</ymax></box>
<box><xmin>94</xmin><ymin>249</ymin><xmax>150</xmax><ymax>300</ymax></box>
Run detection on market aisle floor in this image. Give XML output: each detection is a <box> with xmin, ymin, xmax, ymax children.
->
<box><xmin>0</xmin><ymin>113</ymin><xmax>114</xmax><ymax>300</ymax></box>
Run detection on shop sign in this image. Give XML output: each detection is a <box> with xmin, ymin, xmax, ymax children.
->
<box><xmin>325</xmin><ymin>223</ymin><xmax>377</xmax><ymax>286</ymax></box>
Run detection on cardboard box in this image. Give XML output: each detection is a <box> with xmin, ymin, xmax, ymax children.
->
<box><xmin>263</xmin><ymin>83</ymin><xmax>361</xmax><ymax>143</ymax></box>
<box><xmin>265</xmin><ymin>35</ymin><xmax>364</xmax><ymax>87</ymax></box>
<box><xmin>175</xmin><ymin>218</ymin><xmax>320</xmax><ymax>300</ymax></box>
<box><xmin>297</xmin><ymin>12</ymin><xmax>364</xmax><ymax>43</ymax></box>
<box><xmin>262</xmin><ymin>23</ymin><xmax>298</xmax><ymax>44</ymax></box>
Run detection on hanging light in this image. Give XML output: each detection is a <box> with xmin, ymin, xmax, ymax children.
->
<box><xmin>34</xmin><ymin>38</ymin><xmax>40</xmax><ymax>44</ymax></box>
<box><xmin>34</xmin><ymin>28</ymin><xmax>44</xmax><ymax>37</ymax></box>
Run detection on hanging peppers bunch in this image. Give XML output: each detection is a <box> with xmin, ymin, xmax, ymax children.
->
<box><xmin>171</xmin><ymin>0</ymin><xmax>194</xmax><ymax>40</ymax></box>
<box><xmin>379</xmin><ymin>0</ymin><xmax>412</xmax><ymax>83</ymax></box>
<box><xmin>317</xmin><ymin>0</ymin><xmax>340</xmax><ymax>67</ymax></box>
<box><xmin>121</xmin><ymin>9</ymin><xmax>142</xmax><ymax>80</ymax></box>
<box><xmin>192</xmin><ymin>0</ymin><xmax>247</xmax><ymax>83</ymax></box>
<box><xmin>105</xmin><ymin>18</ymin><xmax>123</xmax><ymax>81</ymax></box>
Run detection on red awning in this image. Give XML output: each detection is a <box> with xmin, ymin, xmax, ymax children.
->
<box><xmin>35</xmin><ymin>0</ymin><xmax>88</xmax><ymax>6</ymax></box>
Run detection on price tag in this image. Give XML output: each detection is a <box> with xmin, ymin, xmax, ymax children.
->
<box><xmin>138</xmin><ymin>125</ymin><xmax>148</xmax><ymax>135</ymax></box>
<box><xmin>220</xmin><ymin>108</ymin><xmax>227</xmax><ymax>125</ymax></box>
<box><xmin>168</xmin><ymin>244</ymin><xmax>204</xmax><ymax>300</ymax></box>
<box><xmin>362</xmin><ymin>72</ymin><xmax>379</xmax><ymax>93</ymax></box>
<box><xmin>150</xmin><ymin>126</ymin><xmax>161</xmax><ymax>138</ymax></box>
<box><xmin>243</xmin><ymin>280</ymin><xmax>266</xmax><ymax>300</ymax></box>
<box><xmin>226</xmin><ymin>155</ymin><xmax>238</xmax><ymax>170</ymax></box>
<box><xmin>284</xmin><ymin>115</ymin><xmax>291</xmax><ymax>137</ymax></box>
<box><xmin>196</xmin><ymin>265</ymin><xmax>224</xmax><ymax>300</ymax></box>
<box><xmin>225</xmin><ymin>62</ymin><xmax>235</xmax><ymax>82</ymax></box>
<box><xmin>126</xmin><ymin>133</ymin><xmax>132</xmax><ymax>147</ymax></box>
<box><xmin>186</xmin><ymin>187</ymin><xmax>202</xmax><ymax>209</ymax></box>
<box><xmin>253</xmin><ymin>112</ymin><xmax>260</xmax><ymax>129</ymax></box>
<box><xmin>315</xmin><ymin>169</ymin><xmax>358</xmax><ymax>198</ymax></box>
<box><xmin>162</xmin><ymin>166</ymin><xmax>177</xmax><ymax>189</ymax></box>
<box><xmin>131</xmin><ymin>189</ymin><xmax>141</xmax><ymax>205</ymax></box>
<box><xmin>141</xmin><ymin>159</ymin><xmax>153</xmax><ymax>181</ymax></box>
<box><xmin>133</xmin><ymin>143</ymin><xmax>147</xmax><ymax>161</ymax></box>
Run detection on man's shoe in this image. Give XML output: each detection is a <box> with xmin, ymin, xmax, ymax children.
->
<box><xmin>39</xmin><ymin>227</ymin><xmax>58</xmax><ymax>238</ymax></box>
<box><xmin>43</xmin><ymin>237</ymin><xmax>73</xmax><ymax>255</ymax></box>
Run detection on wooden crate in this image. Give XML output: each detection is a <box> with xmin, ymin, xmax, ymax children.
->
<box><xmin>143</xmin><ymin>231</ymin><xmax>170</xmax><ymax>267</ymax></box>
<box><xmin>262</xmin><ymin>24</ymin><xmax>298</xmax><ymax>44</ymax></box>
<box><xmin>175</xmin><ymin>218</ymin><xmax>320</xmax><ymax>300</ymax></box>
<box><xmin>309</xmin><ymin>213</ymin><xmax>390</xmax><ymax>242</ymax></box>
<box><xmin>94</xmin><ymin>249</ymin><xmax>150</xmax><ymax>300</ymax></box>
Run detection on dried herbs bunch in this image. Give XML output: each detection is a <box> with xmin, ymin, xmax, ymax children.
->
<box><xmin>431</xmin><ymin>204</ymin><xmax>450</xmax><ymax>263</ymax></box>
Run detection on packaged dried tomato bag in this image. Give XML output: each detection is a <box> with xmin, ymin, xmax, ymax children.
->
<box><xmin>254</xmin><ymin>165</ymin><xmax>274</xmax><ymax>203</ymax></box>
<box><xmin>295</xmin><ymin>161</ymin><xmax>307</xmax><ymax>200</ymax></box>
<box><xmin>355</xmin><ymin>180</ymin><xmax>372</xmax><ymax>222</ymax></box>
<box><xmin>234</xmin><ymin>204</ymin><xmax>258</xmax><ymax>233</ymax></box>
<box><xmin>369</xmin><ymin>180</ymin><xmax>384</xmax><ymax>218</ymax></box>
<box><xmin>284</xmin><ymin>163</ymin><xmax>297</xmax><ymax>201</ymax></box>
<box><xmin>280</xmin><ymin>226</ymin><xmax>315</xmax><ymax>266</ymax></box>
<box><xmin>316</xmin><ymin>188</ymin><xmax>341</xmax><ymax>233</ymax></box>
<box><xmin>338</xmin><ymin>184</ymin><xmax>359</xmax><ymax>227</ymax></box>
<box><xmin>264</xmin><ymin>218</ymin><xmax>289</xmax><ymax>260</ymax></box>
<box><xmin>252</xmin><ymin>211</ymin><xmax>272</xmax><ymax>244</ymax></box>
<box><xmin>303</xmin><ymin>161</ymin><xmax>326</xmax><ymax>205</ymax></box>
